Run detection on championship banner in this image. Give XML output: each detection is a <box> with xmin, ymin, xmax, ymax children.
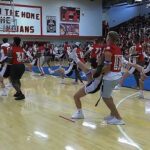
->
<box><xmin>46</xmin><ymin>16</ymin><xmax>56</xmax><ymax>33</ymax></box>
<box><xmin>0</xmin><ymin>3</ymin><xmax>42</xmax><ymax>35</ymax></box>
<box><xmin>60</xmin><ymin>23</ymin><xmax>79</xmax><ymax>36</ymax></box>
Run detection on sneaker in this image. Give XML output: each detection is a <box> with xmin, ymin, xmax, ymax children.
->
<box><xmin>15</xmin><ymin>94</ymin><xmax>25</xmax><ymax>100</ymax></box>
<box><xmin>107</xmin><ymin>117</ymin><xmax>125</xmax><ymax>125</ymax></box>
<box><xmin>5</xmin><ymin>83</ymin><xmax>12</xmax><ymax>88</ymax></box>
<box><xmin>114</xmin><ymin>84</ymin><xmax>121</xmax><ymax>90</ymax></box>
<box><xmin>1</xmin><ymin>88</ymin><xmax>8</xmax><ymax>96</ymax></box>
<box><xmin>31</xmin><ymin>72</ymin><xmax>36</xmax><ymax>76</ymax></box>
<box><xmin>104</xmin><ymin>115</ymin><xmax>114</xmax><ymax>121</ymax></box>
<box><xmin>40</xmin><ymin>73</ymin><xmax>45</xmax><ymax>76</ymax></box>
<box><xmin>60</xmin><ymin>78</ymin><xmax>65</xmax><ymax>84</ymax></box>
<box><xmin>71</xmin><ymin>111</ymin><xmax>84</xmax><ymax>119</ymax></box>
<box><xmin>13</xmin><ymin>92</ymin><xmax>20</xmax><ymax>97</ymax></box>
<box><xmin>48</xmin><ymin>68</ymin><xmax>54</xmax><ymax>74</ymax></box>
<box><xmin>138</xmin><ymin>93</ymin><xmax>144</xmax><ymax>99</ymax></box>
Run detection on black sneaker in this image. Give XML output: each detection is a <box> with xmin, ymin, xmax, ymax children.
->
<box><xmin>15</xmin><ymin>94</ymin><xmax>25</xmax><ymax>100</ymax></box>
<box><xmin>14</xmin><ymin>92</ymin><xmax>20</xmax><ymax>97</ymax></box>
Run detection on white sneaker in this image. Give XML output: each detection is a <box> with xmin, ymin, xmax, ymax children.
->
<box><xmin>138</xmin><ymin>93</ymin><xmax>144</xmax><ymax>99</ymax></box>
<box><xmin>5</xmin><ymin>83</ymin><xmax>12</xmax><ymax>88</ymax></box>
<box><xmin>107</xmin><ymin>117</ymin><xmax>125</xmax><ymax>125</ymax></box>
<box><xmin>1</xmin><ymin>88</ymin><xmax>8</xmax><ymax>96</ymax></box>
<box><xmin>40</xmin><ymin>73</ymin><xmax>45</xmax><ymax>76</ymax></box>
<box><xmin>60</xmin><ymin>78</ymin><xmax>65</xmax><ymax>84</ymax></box>
<box><xmin>104</xmin><ymin>115</ymin><xmax>114</xmax><ymax>121</ymax></box>
<box><xmin>71</xmin><ymin>111</ymin><xmax>84</xmax><ymax>119</ymax></box>
<box><xmin>114</xmin><ymin>84</ymin><xmax>121</xmax><ymax>90</ymax></box>
<box><xmin>48</xmin><ymin>68</ymin><xmax>54</xmax><ymax>74</ymax></box>
<box><xmin>31</xmin><ymin>72</ymin><xmax>36</xmax><ymax>76</ymax></box>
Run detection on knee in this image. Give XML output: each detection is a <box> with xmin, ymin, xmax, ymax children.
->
<box><xmin>102</xmin><ymin>96</ymin><xmax>112</xmax><ymax>101</ymax></box>
<box><xmin>139</xmin><ymin>78</ymin><xmax>144</xmax><ymax>83</ymax></box>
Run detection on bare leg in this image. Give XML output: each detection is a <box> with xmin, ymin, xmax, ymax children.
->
<box><xmin>120</xmin><ymin>71</ymin><xmax>130</xmax><ymax>86</ymax></box>
<box><xmin>138</xmin><ymin>74</ymin><xmax>146</xmax><ymax>98</ymax></box>
<box><xmin>103</xmin><ymin>97</ymin><xmax>122</xmax><ymax>119</ymax></box>
<box><xmin>74</xmin><ymin>87</ymin><xmax>86</xmax><ymax>109</ymax></box>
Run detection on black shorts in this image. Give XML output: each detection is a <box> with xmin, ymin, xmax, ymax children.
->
<box><xmin>3</xmin><ymin>65</ymin><xmax>11</xmax><ymax>78</ymax></box>
<box><xmin>10</xmin><ymin>64</ymin><xmax>25</xmax><ymax>80</ymax></box>
<box><xmin>85</xmin><ymin>76</ymin><xmax>102</xmax><ymax>94</ymax></box>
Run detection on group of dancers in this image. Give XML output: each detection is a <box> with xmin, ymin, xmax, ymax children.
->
<box><xmin>0</xmin><ymin>31</ymin><xmax>149</xmax><ymax>124</ymax></box>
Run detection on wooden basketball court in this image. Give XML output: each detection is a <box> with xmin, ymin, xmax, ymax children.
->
<box><xmin>0</xmin><ymin>71</ymin><xmax>149</xmax><ymax>150</ymax></box>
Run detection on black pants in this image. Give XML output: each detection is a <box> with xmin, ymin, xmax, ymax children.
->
<box><xmin>10</xmin><ymin>64</ymin><xmax>25</xmax><ymax>93</ymax></box>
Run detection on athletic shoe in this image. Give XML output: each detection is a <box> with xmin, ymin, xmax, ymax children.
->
<box><xmin>114</xmin><ymin>84</ymin><xmax>121</xmax><ymax>90</ymax></box>
<box><xmin>107</xmin><ymin>117</ymin><xmax>125</xmax><ymax>125</ymax></box>
<box><xmin>71</xmin><ymin>111</ymin><xmax>84</xmax><ymax>119</ymax></box>
<box><xmin>40</xmin><ymin>73</ymin><xmax>45</xmax><ymax>76</ymax></box>
<box><xmin>138</xmin><ymin>93</ymin><xmax>144</xmax><ymax>99</ymax></box>
<box><xmin>104</xmin><ymin>115</ymin><xmax>114</xmax><ymax>121</ymax></box>
<box><xmin>60</xmin><ymin>78</ymin><xmax>65</xmax><ymax>84</ymax></box>
<box><xmin>31</xmin><ymin>72</ymin><xmax>36</xmax><ymax>76</ymax></box>
<box><xmin>48</xmin><ymin>68</ymin><xmax>54</xmax><ymax>74</ymax></box>
<box><xmin>15</xmin><ymin>94</ymin><xmax>25</xmax><ymax>100</ymax></box>
<box><xmin>14</xmin><ymin>92</ymin><xmax>20</xmax><ymax>97</ymax></box>
<box><xmin>1</xmin><ymin>88</ymin><xmax>8</xmax><ymax>96</ymax></box>
<box><xmin>5</xmin><ymin>83</ymin><xmax>12</xmax><ymax>88</ymax></box>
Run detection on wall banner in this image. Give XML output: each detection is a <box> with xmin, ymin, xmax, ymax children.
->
<box><xmin>0</xmin><ymin>3</ymin><xmax>42</xmax><ymax>35</ymax></box>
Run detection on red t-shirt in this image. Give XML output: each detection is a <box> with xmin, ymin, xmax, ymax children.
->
<box><xmin>105</xmin><ymin>44</ymin><xmax>122</xmax><ymax>72</ymax></box>
<box><xmin>76</xmin><ymin>47</ymin><xmax>85</xmax><ymax>63</ymax></box>
<box><xmin>90</xmin><ymin>44</ymin><xmax>103</xmax><ymax>59</ymax></box>
<box><xmin>136</xmin><ymin>43</ymin><xmax>144</xmax><ymax>62</ymax></box>
<box><xmin>12</xmin><ymin>46</ymin><xmax>24</xmax><ymax>64</ymax></box>
<box><xmin>64</xmin><ymin>44</ymin><xmax>70</xmax><ymax>54</ymax></box>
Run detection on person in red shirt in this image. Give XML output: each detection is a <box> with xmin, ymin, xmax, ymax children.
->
<box><xmin>9</xmin><ymin>37</ymin><xmax>25</xmax><ymax>100</ymax></box>
<box><xmin>133</xmin><ymin>35</ymin><xmax>144</xmax><ymax>88</ymax></box>
<box><xmin>64</xmin><ymin>41</ymin><xmax>71</xmax><ymax>59</ymax></box>
<box><xmin>69</xmin><ymin>31</ymin><xmax>124</xmax><ymax>125</ymax></box>
<box><xmin>84</xmin><ymin>39</ymin><xmax>103</xmax><ymax>69</ymax></box>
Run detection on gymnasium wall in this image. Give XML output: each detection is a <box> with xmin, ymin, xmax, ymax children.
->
<box><xmin>104</xmin><ymin>3</ymin><xmax>141</xmax><ymax>27</ymax></box>
<box><xmin>0</xmin><ymin>0</ymin><xmax>102</xmax><ymax>37</ymax></box>
<box><xmin>140</xmin><ymin>3</ymin><xmax>150</xmax><ymax>16</ymax></box>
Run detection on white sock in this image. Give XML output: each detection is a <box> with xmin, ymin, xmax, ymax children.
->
<box><xmin>49</xmin><ymin>68</ymin><xmax>55</xmax><ymax>74</ymax></box>
<box><xmin>61</xmin><ymin>78</ymin><xmax>65</xmax><ymax>83</ymax></box>
<box><xmin>140</xmin><ymin>90</ymin><xmax>143</xmax><ymax>95</ymax></box>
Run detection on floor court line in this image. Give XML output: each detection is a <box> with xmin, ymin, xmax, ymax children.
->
<box><xmin>116</xmin><ymin>92</ymin><xmax>143</xmax><ymax>150</ymax></box>
<box><xmin>24</xmin><ymin>85</ymin><xmax>143</xmax><ymax>150</ymax></box>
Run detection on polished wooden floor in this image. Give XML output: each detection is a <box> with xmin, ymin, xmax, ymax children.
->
<box><xmin>0</xmin><ymin>72</ymin><xmax>150</xmax><ymax>150</ymax></box>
